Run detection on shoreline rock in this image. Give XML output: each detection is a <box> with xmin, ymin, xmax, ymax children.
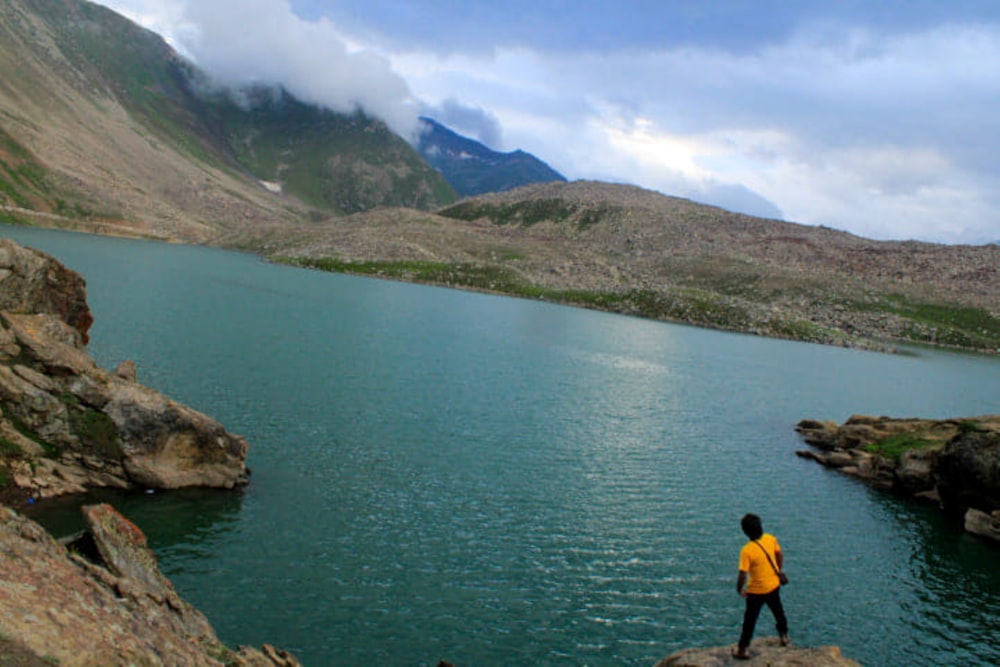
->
<box><xmin>795</xmin><ymin>415</ymin><xmax>1000</xmax><ymax>543</ymax></box>
<box><xmin>655</xmin><ymin>636</ymin><xmax>862</xmax><ymax>666</ymax></box>
<box><xmin>0</xmin><ymin>238</ymin><xmax>250</xmax><ymax>500</ymax></box>
<box><xmin>0</xmin><ymin>502</ymin><xmax>298</xmax><ymax>666</ymax></box>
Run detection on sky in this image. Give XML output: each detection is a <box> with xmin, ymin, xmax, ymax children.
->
<box><xmin>94</xmin><ymin>0</ymin><xmax>1000</xmax><ymax>244</ymax></box>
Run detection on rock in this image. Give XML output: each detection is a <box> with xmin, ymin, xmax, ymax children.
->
<box><xmin>0</xmin><ymin>503</ymin><xmax>300</xmax><ymax>666</ymax></box>
<box><xmin>794</xmin><ymin>419</ymin><xmax>839</xmax><ymax>450</ymax></box>
<box><xmin>964</xmin><ymin>508</ymin><xmax>1000</xmax><ymax>543</ymax></box>
<box><xmin>936</xmin><ymin>429</ymin><xmax>1000</xmax><ymax>514</ymax></box>
<box><xmin>895</xmin><ymin>447</ymin><xmax>937</xmax><ymax>494</ymax></box>
<box><xmin>105</xmin><ymin>381</ymin><xmax>250</xmax><ymax>489</ymax></box>
<box><xmin>654</xmin><ymin>636</ymin><xmax>862</xmax><ymax>666</ymax></box>
<box><xmin>0</xmin><ymin>238</ymin><xmax>92</xmax><ymax>343</ymax></box>
<box><xmin>113</xmin><ymin>359</ymin><xmax>137</xmax><ymax>381</ymax></box>
<box><xmin>0</xmin><ymin>238</ymin><xmax>249</xmax><ymax>497</ymax></box>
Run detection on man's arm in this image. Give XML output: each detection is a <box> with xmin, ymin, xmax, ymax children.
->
<box><xmin>776</xmin><ymin>547</ymin><xmax>784</xmax><ymax>572</ymax></box>
<box><xmin>736</xmin><ymin>570</ymin><xmax>748</xmax><ymax>597</ymax></box>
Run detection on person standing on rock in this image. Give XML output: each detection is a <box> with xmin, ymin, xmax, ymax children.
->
<box><xmin>733</xmin><ymin>513</ymin><xmax>790</xmax><ymax>660</ymax></box>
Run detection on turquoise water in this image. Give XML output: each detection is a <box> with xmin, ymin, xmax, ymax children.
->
<box><xmin>7</xmin><ymin>225</ymin><xmax>1000</xmax><ymax>666</ymax></box>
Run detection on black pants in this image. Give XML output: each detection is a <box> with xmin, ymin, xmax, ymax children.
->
<box><xmin>738</xmin><ymin>587</ymin><xmax>788</xmax><ymax>649</ymax></box>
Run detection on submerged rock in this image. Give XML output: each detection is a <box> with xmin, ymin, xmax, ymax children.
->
<box><xmin>965</xmin><ymin>508</ymin><xmax>1000</xmax><ymax>542</ymax></box>
<box><xmin>0</xmin><ymin>238</ymin><xmax>249</xmax><ymax>498</ymax></box>
<box><xmin>0</xmin><ymin>503</ymin><xmax>298</xmax><ymax>666</ymax></box>
<box><xmin>654</xmin><ymin>636</ymin><xmax>861</xmax><ymax>666</ymax></box>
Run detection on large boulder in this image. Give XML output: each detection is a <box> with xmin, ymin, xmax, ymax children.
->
<box><xmin>0</xmin><ymin>238</ymin><xmax>249</xmax><ymax>497</ymax></box>
<box><xmin>0</xmin><ymin>503</ymin><xmax>298</xmax><ymax>666</ymax></box>
<box><xmin>936</xmin><ymin>429</ymin><xmax>1000</xmax><ymax>513</ymax></box>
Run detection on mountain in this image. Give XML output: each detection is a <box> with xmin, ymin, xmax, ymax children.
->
<box><xmin>0</xmin><ymin>0</ymin><xmax>455</xmax><ymax>242</ymax></box>
<box><xmin>416</xmin><ymin>117</ymin><xmax>566</xmax><ymax>197</ymax></box>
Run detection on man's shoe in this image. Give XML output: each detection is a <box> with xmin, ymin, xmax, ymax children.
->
<box><xmin>780</xmin><ymin>634</ymin><xmax>792</xmax><ymax>647</ymax></box>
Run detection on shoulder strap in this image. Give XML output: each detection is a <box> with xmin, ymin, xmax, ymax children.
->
<box><xmin>753</xmin><ymin>539</ymin><xmax>781</xmax><ymax>576</ymax></box>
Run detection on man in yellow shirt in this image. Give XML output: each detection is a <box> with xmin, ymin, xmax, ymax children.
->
<box><xmin>733</xmin><ymin>513</ymin><xmax>790</xmax><ymax>660</ymax></box>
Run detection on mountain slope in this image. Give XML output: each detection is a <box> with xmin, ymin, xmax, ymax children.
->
<box><xmin>0</xmin><ymin>0</ymin><xmax>455</xmax><ymax>241</ymax></box>
<box><xmin>417</xmin><ymin>117</ymin><xmax>566</xmax><ymax>196</ymax></box>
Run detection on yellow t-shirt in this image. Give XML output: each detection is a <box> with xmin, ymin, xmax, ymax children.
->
<box><xmin>739</xmin><ymin>533</ymin><xmax>782</xmax><ymax>594</ymax></box>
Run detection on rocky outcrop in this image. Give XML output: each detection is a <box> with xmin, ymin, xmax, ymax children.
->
<box><xmin>0</xmin><ymin>238</ymin><xmax>249</xmax><ymax>499</ymax></box>
<box><xmin>655</xmin><ymin>636</ymin><xmax>861</xmax><ymax>666</ymax></box>
<box><xmin>796</xmin><ymin>415</ymin><xmax>1000</xmax><ymax>543</ymax></box>
<box><xmin>0</xmin><ymin>502</ymin><xmax>298</xmax><ymax>666</ymax></box>
<box><xmin>0</xmin><ymin>238</ymin><xmax>93</xmax><ymax>343</ymax></box>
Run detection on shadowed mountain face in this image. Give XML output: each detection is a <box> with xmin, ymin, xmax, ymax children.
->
<box><xmin>416</xmin><ymin>116</ymin><xmax>566</xmax><ymax>197</ymax></box>
<box><xmin>0</xmin><ymin>0</ymin><xmax>455</xmax><ymax>240</ymax></box>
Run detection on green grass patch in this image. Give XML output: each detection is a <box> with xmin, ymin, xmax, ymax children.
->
<box><xmin>1</xmin><ymin>404</ymin><xmax>57</xmax><ymax>457</ymax></box>
<box><xmin>864</xmin><ymin>432</ymin><xmax>939</xmax><ymax>463</ymax></box>
<box><xmin>852</xmin><ymin>293</ymin><xmax>1000</xmax><ymax>351</ymax></box>
<box><xmin>957</xmin><ymin>420</ymin><xmax>986</xmax><ymax>434</ymax></box>
<box><xmin>61</xmin><ymin>394</ymin><xmax>123</xmax><ymax>460</ymax></box>
<box><xmin>439</xmin><ymin>199</ymin><xmax>617</xmax><ymax>229</ymax></box>
<box><xmin>0</xmin><ymin>437</ymin><xmax>23</xmax><ymax>458</ymax></box>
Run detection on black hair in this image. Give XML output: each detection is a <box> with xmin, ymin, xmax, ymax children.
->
<box><xmin>741</xmin><ymin>513</ymin><xmax>763</xmax><ymax>540</ymax></box>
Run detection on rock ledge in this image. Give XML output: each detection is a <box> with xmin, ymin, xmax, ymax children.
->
<box><xmin>655</xmin><ymin>637</ymin><xmax>861</xmax><ymax>666</ymax></box>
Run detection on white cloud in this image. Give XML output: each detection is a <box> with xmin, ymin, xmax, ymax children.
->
<box><xmin>101</xmin><ymin>0</ymin><xmax>420</xmax><ymax>136</ymax></box>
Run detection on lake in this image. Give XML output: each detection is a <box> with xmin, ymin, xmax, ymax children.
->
<box><xmin>6</xmin><ymin>225</ymin><xmax>1000</xmax><ymax>666</ymax></box>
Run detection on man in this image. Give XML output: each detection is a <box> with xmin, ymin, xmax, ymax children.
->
<box><xmin>734</xmin><ymin>513</ymin><xmax>790</xmax><ymax>660</ymax></box>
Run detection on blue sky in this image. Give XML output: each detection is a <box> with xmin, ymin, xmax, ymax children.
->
<box><xmin>97</xmin><ymin>0</ymin><xmax>1000</xmax><ymax>244</ymax></box>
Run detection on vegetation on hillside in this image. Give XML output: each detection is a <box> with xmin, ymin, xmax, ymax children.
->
<box><xmin>199</xmin><ymin>88</ymin><xmax>456</xmax><ymax>213</ymax></box>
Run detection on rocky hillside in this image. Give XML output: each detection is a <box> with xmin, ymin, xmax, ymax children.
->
<box><xmin>0</xmin><ymin>0</ymin><xmax>454</xmax><ymax>242</ymax></box>
<box><xmin>417</xmin><ymin>116</ymin><xmax>566</xmax><ymax>196</ymax></box>
<box><xmin>0</xmin><ymin>237</ymin><xmax>250</xmax><ymax>502</ymax></box>
<box><xmin>254</xmin><ymin>181</ymin><xmax>1000</xmax><ymax>354</ymax></box>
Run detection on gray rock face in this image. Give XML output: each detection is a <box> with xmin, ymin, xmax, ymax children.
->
<box><xmin>0</xmin><ymin>237</ymin><xmax>248</xmax><ymax>497</ymax></box>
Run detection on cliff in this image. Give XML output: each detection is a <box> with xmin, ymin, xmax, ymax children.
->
<box><xmin>0</xmin><ymin>237</ymin><xmax>250</xmax><ymax>501</ymax></box>
<box><xmin>0</xmin><ymin>502</ymin><xmax>298</xmax><ymax>666</ymax></box>
<box><xmin>796</xmin><ymin>415</ymin><xmax>1000</xmax><ymax>543</ymax></box>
